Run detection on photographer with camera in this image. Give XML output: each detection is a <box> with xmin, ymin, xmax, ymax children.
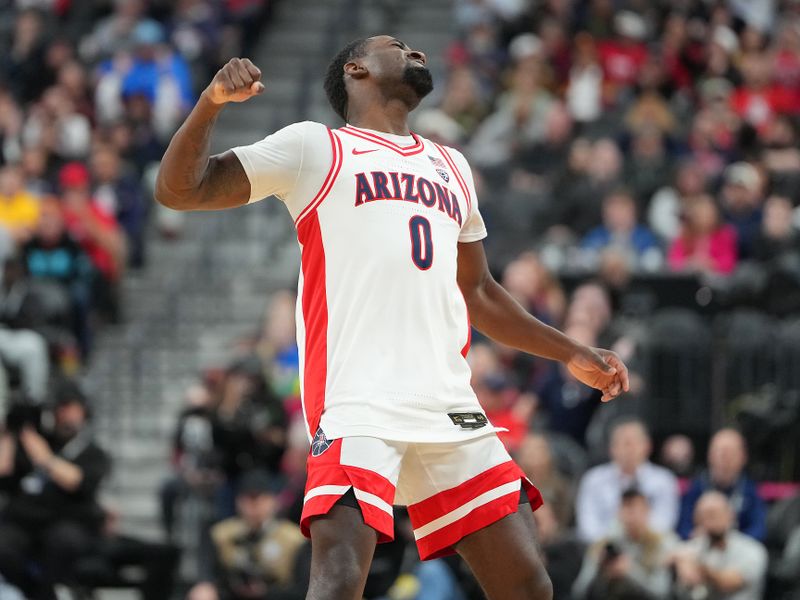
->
<box><xmin>187</xmin><ymin>469</ymin><xmax>306</xmax><ymax>600</ymax></box>
<box><xmin>0</xmin><ymin>380</ymin><xmax>110</xmax><ymax>599</ymax></box>
<box><xmin>573</xmin><ymin>489</ymin><xmax>678</xmax><ymax>600</ymax></box>
<box><xmin>671</xmin><ymin>491</ymin><xmax>767</xmax><ymax>600</ymax></box>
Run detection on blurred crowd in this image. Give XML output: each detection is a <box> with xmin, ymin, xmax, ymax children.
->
<box><xmin>149</xmin><ymin>288</ymin><xmax>800</xmax><ymax>600</ymax></box>
<box><xmin>2</xmin><ymin>0</ymin><xmax>800</xmax><ymax>599</ymax></box>
<box><xmin>0</xmin><ymin>0</ymin><xmax>275</xmax><ymax>405</ymax></box>
<box><xmin>0</xmin><ymin>0</ymin><xmax>278</xmax><ymax>598</ymax></box>
<box><xmin>413</xmin><ymin>0</ymin><xmax>800</xmax><ymax>293</ymax></box>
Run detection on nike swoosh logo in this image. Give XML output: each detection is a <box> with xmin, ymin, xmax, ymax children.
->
<box><xmin>352</xmin><ymin>148</ymin><xmax>379</xmax><ymax>155</ymax></box>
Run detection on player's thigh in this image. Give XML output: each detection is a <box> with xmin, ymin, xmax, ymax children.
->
<box><xmin>455</xmin><ymin>504</ymin><xmax>552</xmax><ymax>600</ymax></box>
<box><xmin>304</xmin><ymin>435</ymin><xmax>405</xmax><ymax>599</ymax></box>
<box><xmin>307</xmin><ymin>502</ymin><xmax>378</xmax><ymax>599</ymax></box>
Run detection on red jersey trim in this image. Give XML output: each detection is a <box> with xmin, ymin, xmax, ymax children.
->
<box><xmin>458</xmin><ymin>290</ymin><xmax>472</xmax><ymax>358</ymax></box>
<box><xmin>340</xmin><ymin>126</ymin><xmax>425</xmax><ymax>156</ymax></box>
<box><xmin>295</xmin><ymin>128</ymin><xmax>343</xmax><ymax>227</ymax></box>
<box><xmin>297</xmin><ymin>212</ymin><xmax>328</xmax><ymax>437</ymax></box>
<box><xmin>433</xmin><ymin>142</ymin><xmax>472</xmax><ymax>216</ymax></box>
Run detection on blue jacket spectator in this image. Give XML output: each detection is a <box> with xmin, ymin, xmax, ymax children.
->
<box><xmin>677</xmin><ymin>428</ymin><xmax>767</xmax><ymax>541</ymax></box>
<box><xmin>580</xmin><ymin>189</ymin><xmax>662</xmax><ymax>271</ymax></box>
<box><xmin>719</xmin><ymin>162</ymin><xmax>765</xmax><ymax>260</ymax></box>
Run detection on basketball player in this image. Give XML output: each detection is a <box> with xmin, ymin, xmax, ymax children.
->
<box><xmin>156</xmin><ymin>36</ymin><xmax>629</xmax><ymax>600</ymax></box>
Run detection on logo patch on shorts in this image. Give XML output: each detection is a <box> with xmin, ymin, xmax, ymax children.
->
<box><xmin>311</xmin><ymin>427</ymin><xmax>333</xmax><ymax>456</ymax></box>
<box><xmin>448</xmin><ymin>412</ymin><xmax>488</xmax><ymax>429</ymax></box>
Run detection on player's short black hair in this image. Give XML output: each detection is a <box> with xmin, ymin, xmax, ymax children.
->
<box><xmin>324</xmin><ymin>38</ymin><xmax>370</xmax><ymax>122</ymax></box>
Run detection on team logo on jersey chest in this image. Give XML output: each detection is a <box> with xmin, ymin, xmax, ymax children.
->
<box><xmin>311</xmin><ymin>427</ymin><xmax>332</xmax><ymax>456</ymax></box>
<box><xmin>428</xmin><ymin>155</ymin><xmax>450</xmax><ymax>182</ymax></box>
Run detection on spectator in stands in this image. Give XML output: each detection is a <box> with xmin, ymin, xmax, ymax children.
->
<box><xmin>516</xmin><ymin>433</ymin><xmax>574</xmax><ymax>542</ymax></box>
<box><xmin>0</xmin><ymin>257</ymin><xmax>50</xmax><ymax>404</ymax></box>
<box><xmin>0</xmin><ymin>381</ymin><xmax>111</xmax><ymax>598</ymax></box>
<box><xmin>0</xmin><ymin>163</ymin><xmax>40</xmax><ymax>245</ymax></box>
<box><xmin>79</xmin><ymin>0</ymin><xmax>161</xmax><ymax>63</ymax></box>
<box><xmin>511</xmin><ymin>102</ymin><xmax>573</xmax><ymax>195</ymax></box>
<box><xmin>672</xmin><ymin>491</ymin><xmax>768</xmax><ymax>600</ymax></box>
<box><xmin>770</xmin><ymin>22</ymin><xmax>800</xmax><ymax>91</ymax></box>
<box><xmin>580</xmin><ymin>188</ymin><xmax>662</xmax><ymax>273</ymax></box>
<box><xmin>253</xmin><ymin>290</ymin><xmax>300</xmax><ymax>407</ymax></box>
<box><xmin>660</xmin><ymin>434</ymin><xmax>697</xmax><ymax>480</ymax></box>
<box><xmin>752</xmin><ymin>195</ymin><xmax>800</xmax><ymax>263</ymax></box>
<box><xmin>468</xmin><ymin>57</ymin><xmax>555</xmax><ymax>173</ymax></box>
<box><xmin>187</xmin><ymin>470</ymin><xmax>306</xmax><ymax>600</ymax></box>
<box><xmin>678</xmin><ymin>428</ymin><xmax>767</xmax><ymax>541</ymax></box>
<box><xmin>23</xmin><ymin>84</ymin><xmax>92</xmax><ymax>161</ymax></box>
<box><xmin>565</xmin><ymin>32</ymin><xmax>603</xmax><ymax>126</ymax></box>
<box><xmin>22</xmin><ymin>195</ymin><xmax>94</xmax><ymax>355</ymax></box>
<box><xmin>730</xmin><ymin>51</ymin><xmax>795</xmax><ymax>134</ymax></box>
<box><xmin>501</xmin><ymin>251</ymin><xmax>566</xmax><ymax>326</ymax></box>
<box><xmin>573</xmin><ymin>489</ymin><xmax>678</xmax><ymax>600</ymax></box>
<box><xmin>433</xmin><ymin>66</ymin><xmax>489</xmax><ymax>140</ymax></box>
<box><xmin>759</xmin><ymin>116</ymin><xmax>800</xmax><ymax>202</ymax></box>
<box><xmin>668</xmin><ymin>194</ymin><xmax>738</xmax><ymax>276</ymax></box>
<box><xmin>59</xmin><ymin>161</ymin><xmax>126</xmax><ymax>322</ymax></box>
<box><xmin>212</xmin><ymin>358</ymin><xmax>288</xmax><ymax>517</ymax></box>
<box><xmin>553</xmin><ymin>137</ymin><xmax>624</xmax><ymax>238</ymax></box>
<box><xmin>90</xmin><ymin>142</ymin><xmax>148</xmax><ymax>267</ymax></box>
<box><xmin>20</xmin><ymin>146</ymin><xmax>54</xmax><ymax>197</ymax></box>
<box><xmin>648</xmin><ymin>161</ymin><xmax>708</xmax><ymax>243</ymax></box>
<box><xmin>719</xmin><ymin>162</ymin><xmax>765</xmax><ymax>260</ymax></box>
<box><xmin>0</xmin><ymin>91</ymin><xmax>24</xmax><ymax>168</ymax></box>
<box><xmin>160</xmin><ymin>381</ymin><xmax>221</xmax><ymax>542</ymax></box>
<box><xmin>474</xmin><ymin>367</ymin><xmax>531</xmax><ymax>453</ymax></box>
<box><xmin>1</xmin><ymin>9</ymin><xmax>48</xmax><ymax>104</ymax></box>
<box><xmin>169</xmin><ymin>0</ymin><xmax>224</xmax><ymax>86</ymax></box>
<box><xmin>622</xmin><ymin>124</ymin><xmax>674</xmax><ymax>207</ymax></box>
<box><xmin>598</xmin><ymin>11</ymin><xmax>649</xmax><ymax>106</ymax></box>
<box><xmin>576</xmin><ymin>418</ymin><xmax>679</xmax><ymax>543</ymax></box>
<box><xmin>564</xmin><ymin>281</ymin><xmax>613</xmax><ymax>341</ymax></box>
<box><xmin>57</xmin><ymin>60</ymin><xmax>94</xmax><ymax>122</ymax></box>
<box><xmin>95</xmin><ymin>21</ymin><xmax>193</xmax><ymax>142</ymax></box>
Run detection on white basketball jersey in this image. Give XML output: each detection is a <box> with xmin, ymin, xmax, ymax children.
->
<box><xmin>233</xmin><ymin>121</ymin><xmax>498</xmax><ymax>442</ymax></box>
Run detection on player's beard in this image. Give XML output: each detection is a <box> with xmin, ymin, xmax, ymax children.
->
<box><xmin>402</xmin><ymin>64</ymin><xmax>433</xmax><ymax>100</ymax></box>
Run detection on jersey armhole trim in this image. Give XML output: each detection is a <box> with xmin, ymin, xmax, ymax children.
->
<box><xmin>295</xmin><ymin>128</ymin><xmax>343</xmax><ymax>227</ymax></box>
<box><xmin>433</xmin><ymin>143</ymin><xmax>472</xmax><ymax>217</ymax></box>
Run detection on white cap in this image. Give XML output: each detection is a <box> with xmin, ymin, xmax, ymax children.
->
<box><xmin>724</xmin><ymin>162</ymin><xmax>760</xmax><ymax>191</ymax></box>
<box><xmin>713</xmin><ymin>25</ymin><xmax>739</xmax><ymax>54</ymax></box>
<box><xmin>615</xmin><ymin>11</ymin><xmax>647</xmax><ymax>40</ymax></box>
<box><xmin>509</xmin><ymin>33</ymin><xmax>542</xmax><ymax>61</ymax></box>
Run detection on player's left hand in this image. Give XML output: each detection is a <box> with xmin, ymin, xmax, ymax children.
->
<box><xmin>566</xmin><ymin>346</ymin><xmax>629</xmax><ymax>402</ymax></box>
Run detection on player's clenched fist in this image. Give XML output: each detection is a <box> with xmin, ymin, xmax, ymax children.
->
<box><xmin>204</xmin><ymin>58</ymin><xmax>264</xmax><ymax>105</ymax></box>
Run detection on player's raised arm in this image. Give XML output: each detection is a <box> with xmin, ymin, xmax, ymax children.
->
<box><xmin>155</xmin><ymin>58</ymin><xmax>265</xmax><ymax>211</ymax></box>
<box><xmin>456</xmin><ymin>240</ymin><xmax>630</xmax><ymax>402</ymax></box>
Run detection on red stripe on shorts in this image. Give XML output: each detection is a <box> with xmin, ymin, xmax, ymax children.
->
<box><xmin>301</xmin><ymin>439</ymin><xmax>396</xmax><ymax>543</ymax></box>
<box><xmin>408</xmin><ymin>460</ymin><xmax>543</xmax><ymax>560</ymax></box>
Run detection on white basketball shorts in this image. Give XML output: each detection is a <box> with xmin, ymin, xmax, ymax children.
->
<box><xmin>300</xmin><ymin>431</ymin><xmax>543</xmax><ymax>559</ymax></box>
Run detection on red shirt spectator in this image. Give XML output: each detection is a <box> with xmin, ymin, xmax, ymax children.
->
<box><xmin>597</xmin><ymin>12</ymin><xmax>649</xmax><ymax>92</ymax></box>
<box><xmin>59</xmin><ymin>162</ymin><xmax>126</xmax><ymax>281</ymax></box>
<box><xmin>730</xmin><ymin>52</ymin><xmax>798</xmax><ymax>132</ymax></box>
